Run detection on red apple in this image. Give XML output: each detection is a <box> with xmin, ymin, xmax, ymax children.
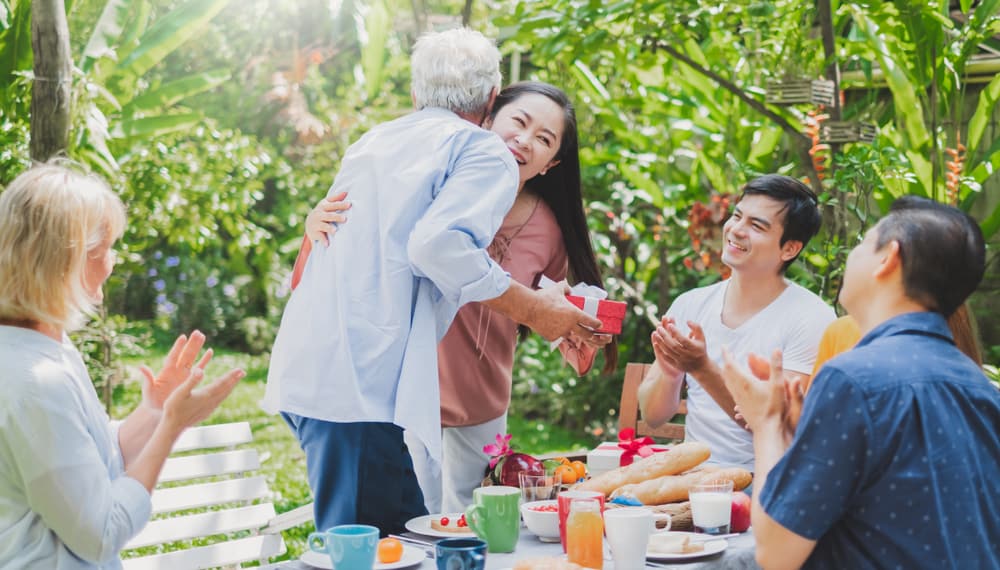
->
<box><xmin>730</xmin><ymin>491</ymin><xmax>751</xmax><ymax>533</ymax></box>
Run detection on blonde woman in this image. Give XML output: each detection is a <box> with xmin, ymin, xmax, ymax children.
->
<box><xmin>0</xmin><ymin>163</ymin><xmax>243</xmax><ymax>568</ymax></box>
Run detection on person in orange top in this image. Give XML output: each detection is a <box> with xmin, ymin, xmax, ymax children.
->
<box><xmin>807</xmin><ymin>304</ymin><xmax>983</xmax><ymax>392</ymax></box>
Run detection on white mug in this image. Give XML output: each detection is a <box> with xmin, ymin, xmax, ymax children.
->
<box><xmin>604</xmin><ymin>507</ymin><xmax>671</xmax><ymax>570</ymax></box>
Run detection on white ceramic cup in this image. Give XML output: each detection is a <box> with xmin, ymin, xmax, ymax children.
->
<box><xmin>604</xmin><ymin>507</ymin><xmax>671</xmax><ymax>570</ymax></box>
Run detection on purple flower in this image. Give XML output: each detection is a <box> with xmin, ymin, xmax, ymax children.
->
<box><xmin>165</xmin><ymin>256</ymin><xmax>180</xmax><ymax>267</ymax></box>
<box><xmin>153</xmin><ymin>251</ymin><xmax>163</xmax><ymax>260</ymax></box>
<box><xmin>160</xmin><ymin>301</ymin><xmax>177</xmax><ymax>315</ymax></box>
<box><xmin>206</xmin><ymin>275</ymin><xmax>219</xmax><ymax>287</ymax></box>
<box><xmin>147</xmin><ymin>268</ymin><xmax>158</xmax><ymax>277</ymax></box>
<box><xmin>276</xmin><ymin>280</ymin><xmax>291</xmax><ymax>299</ymax></box>
<box><xmin>223</xmin><ymin>284</ymin><xmax>237</xmax><ymax>298</ymax></box>
<box><xmin>178</xmin><ymin>272</ymin><xmax>187</xmax><ymax>282</ymax></box>
<box><xmin>155</xmin><ymin>293</ymin><xmax>167</xmax><ymax>304</ymax></box>
<box><xmin>153</xmin><ymin>279</ymin><xmax>166</xmax><ymax>291</ymax></box>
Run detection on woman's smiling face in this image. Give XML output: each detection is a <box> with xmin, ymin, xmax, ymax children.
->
<box><xmin>485</xmin><ymin>92</ymin><xmax>564</xmax><ymax>187</ymax></box>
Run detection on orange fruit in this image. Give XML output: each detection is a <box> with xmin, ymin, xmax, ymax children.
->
<box><xmin>377</xmin><ymin>537</ymin><xmax>403</xmax><ymax>563</ymax></box>
<box><xmin>555</xmin><ymin>456</ymin><xmax>571</xmax><ymax>465</ymax></box>
<box><xmin>570</xmin><ymin>460</ymin><xmax>587</xmax><ymax>481</ymax></box>
<box><xmin>554</xmin><ymin>464</ymin><xmax>577</xmax><ymax>484</ymax></box>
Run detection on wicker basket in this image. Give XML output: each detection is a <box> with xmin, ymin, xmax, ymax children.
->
<box><xmin>766</xmin><ymin>79</ymin><xmax>836</xmax><ymax>106</ymax></box>
<box><xmin>605</xmin><ymin>500</ymin><xmax>694</xmax><ymax>532</ymax></box>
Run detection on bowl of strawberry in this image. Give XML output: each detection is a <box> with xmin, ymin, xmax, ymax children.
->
<box><xmin>520</xmin><ymin>500</ymin><xmax>560</xmax><ymax>542</ymax></box>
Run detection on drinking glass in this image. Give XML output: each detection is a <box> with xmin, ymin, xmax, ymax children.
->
<box><xmin>566</xmin><ymin>498</ymin><xmax>603</xmax><ymax>569</ymax></box>
<box><xmin>518</xmin><ymin>472</ymin><xmax>557</xmax><ymax>503</ymax></box>
<box><xmin>689</xmin><ymin>479</ymin><xmax>734</xmax><ymax>535</ymax></box>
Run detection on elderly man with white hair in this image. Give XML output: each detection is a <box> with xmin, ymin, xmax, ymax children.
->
<box><xmin>264</xmin><ymin>28</ymin><xmax>602</xmax><ymax>534</ymax></box>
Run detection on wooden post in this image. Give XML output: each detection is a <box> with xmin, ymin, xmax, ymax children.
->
<box><xmin>30</xmin><ymin>0</ymin><xmax>72</xmax><ymax>162</ymax></box>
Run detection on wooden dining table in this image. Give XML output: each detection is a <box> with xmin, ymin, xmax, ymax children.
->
<box><xmin>260</xmin><ymin>526</ymin><xmax>760</xmax><ymax>570</ymax></box>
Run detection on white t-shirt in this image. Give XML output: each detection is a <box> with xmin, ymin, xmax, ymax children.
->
<box><xmin>665</xmin><ymin>279</ymin><xmax>835</xmax><ymax>469</ymax></box>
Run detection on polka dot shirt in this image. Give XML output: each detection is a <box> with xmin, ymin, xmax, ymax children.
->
<box><xmin>760</xmin><ymin>312</ymin><xmax>1000</xmax><ymax>569</ymax></box>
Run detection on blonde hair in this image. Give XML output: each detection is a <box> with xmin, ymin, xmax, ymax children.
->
<box><xmin>0</xmin><ymin>163</ymin><xmax>126</xmax><ymax>331</ymax></box>
<box><xmin>410</xmin><ymin>28</ymin><xmax>502</xmax><ymax>115</ymax></box>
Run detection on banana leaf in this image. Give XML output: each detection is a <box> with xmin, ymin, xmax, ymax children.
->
<box><xmin>0</xmin><ymin>0</ymin><xmax>32</xmax><ymax>110</ymax></box>
<box><xmin>114</xmin><ymin>0</ymin><xmax>228</xmax><ymax>82</ymax></box>
<box><xmin>981</xmin><ymin>200</ymin><xmax>1000</xmax><ymax>239</ymax></box>
<box><xmin>111</xmin><ymin>112</ymin><xmax>202</xmax><ymax>140</ymax></box>
<box><xmin>81</xmin><ymin>0</ymin><xmax>129</xmax><ymax>73</ymax></box>
<box><xmin>849</xmin><ymin>5</ymin><xmax>931</xmax><ymax>152</ymax></box>
<box><xmin>121</xmin><ymin>69</ymin><xmax>230</xmax><ymax>114</ymax></box>
<box><xmin>966</xmin><ymin>72</ymin><xmax>1000</xmax><ymax>158</ymax></box>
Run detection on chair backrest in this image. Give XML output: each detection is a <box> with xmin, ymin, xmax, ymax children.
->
<box><xmin>618</xmin><ymin>362</ymin><xmax>686</xmax><ymax>441</ymax></box>
<box><xmin>121</xmin><ymin>422</ymin><xmax>286</xmax><ymax>570</ymax></box>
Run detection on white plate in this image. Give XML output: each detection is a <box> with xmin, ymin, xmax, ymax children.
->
<box><xmin>300</xmin><ymin>544</ymin><xmax>425</xmax><ymax>569</ymax></box>
<box><xmin>646</xmin><ymin>531</ymin><xmax>728</xmax><ymax>561</ymax></box>
<box><xmin>404</xmin><ymin>513</ymin><xmax>476</xmax><ymax>538</ymax></box>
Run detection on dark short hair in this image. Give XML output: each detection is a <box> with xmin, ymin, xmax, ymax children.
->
<box><xmin>875</xmin><ymin>196</ymin><xmax>985</xmax><ymax>316</ymax></box>
<box><xmin>738</xmin><ymin>174</ymin><xmax>822</xmax><ymax>272</ymax></box>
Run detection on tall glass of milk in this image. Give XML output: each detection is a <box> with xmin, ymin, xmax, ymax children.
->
<box><xmin>689</xmin><ymin>480</ymin><xmax>734</xmax><ymax>535</ymax></box>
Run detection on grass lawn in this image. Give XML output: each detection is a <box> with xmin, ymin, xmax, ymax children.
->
<box><xmin>114</xmin><ymin>347</ymin><xmax>592</xmax><ymax>564</ymax></box>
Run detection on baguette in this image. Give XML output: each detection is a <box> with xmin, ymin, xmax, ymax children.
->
<box><xmin>609</xmin><ymin>466</ymin><xmax>752</xmax><ymax>505</ymax></box>
<box><xmin>573</xmin><ymin>441</ymin><xmax>710</xmax><ymax>496</ymax></box>
<box><xmin>696</xmin><ymin>466</ymin><xmax>753</xmax><ymax>492</ymax></box>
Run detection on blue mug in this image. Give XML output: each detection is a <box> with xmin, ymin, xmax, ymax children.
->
<box><xmin>308</xmin><ymin>524</ymin><xmax>378</xmax><ymax>570</ymax></box>
<box><xmin>435</xmin><ymin>537</ymin><xmax>487</xmax><ymax>570</ymax></box>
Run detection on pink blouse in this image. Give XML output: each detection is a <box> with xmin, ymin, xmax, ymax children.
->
<box><xmin>438</xmin><ymin>199</ymin><xmax>567</xmax><ymax>427</ymax></box>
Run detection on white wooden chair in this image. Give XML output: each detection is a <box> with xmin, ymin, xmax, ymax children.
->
<box><xmin>121</xmin><ymin>422</ymin><xmax>313</xmax><ymax>569</ymax></box>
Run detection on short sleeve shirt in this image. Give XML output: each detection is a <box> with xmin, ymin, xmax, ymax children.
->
<box><xmin>760</xmin><ymin>312</ymin><xmax>1000</xmax><ymax>569</ymax></box>
<box><xmin>666</xmin><ymin>280</ymin><xmax>835</xmax><ymax>469</ymax></box>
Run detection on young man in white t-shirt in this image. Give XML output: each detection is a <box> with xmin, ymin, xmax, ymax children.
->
<box><xmin>638</xmin><ymin>174</ymin><xmax>835</xmax><ymax>469</ymax></box>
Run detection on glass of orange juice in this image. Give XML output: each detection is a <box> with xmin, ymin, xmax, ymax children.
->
<box><xmin>566</xmin><ymin>497</ymin><xmax>603</xmax><ymax>569</ymax></box>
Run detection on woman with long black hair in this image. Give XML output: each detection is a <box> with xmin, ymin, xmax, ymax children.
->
<box><xmin>302</xmin><ymin>82</ymin><xmax>617</xmax><ymax>512</ymax></box>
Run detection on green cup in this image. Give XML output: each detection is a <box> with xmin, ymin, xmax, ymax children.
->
<box><xmin>465</xmin><ymin>485</ymin><xmax>520</xmax><ymax>553</ymax></box>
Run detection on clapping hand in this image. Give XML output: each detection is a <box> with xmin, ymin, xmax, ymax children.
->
<box><xmin>161</xmin><ymin>367</ymin><xmax>243</xmax><ymax>432</ymax></box>
<box><xmin>139</xmin><ymin>331</ymin><xmax>213</xmax><ymax>412</ymax></box>
<box><xmin>652</xmin><ymin>317</ymin><xmax>710</xmax><ymax>375</ymax></box>
<box><xmin>723</xmin><ymin>348</ymin><xmax>799</xmax><ymax>444</ymax></box>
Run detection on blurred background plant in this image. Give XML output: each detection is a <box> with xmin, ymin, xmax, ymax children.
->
<box><xmin>3</xmin><ymin>0</ymin><xmax>1000</xmax><ymax>561</ymax></box>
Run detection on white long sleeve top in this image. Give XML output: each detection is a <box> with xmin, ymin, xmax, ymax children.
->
<box><xmin>0</xmin><ymin>326</ymin><xmax>152</xmax><ymax>569</ymax></box>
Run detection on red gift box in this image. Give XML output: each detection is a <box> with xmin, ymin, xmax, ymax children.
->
<box><xmin>566</xmin><ymin>295</ymin><xmax>626</xmax><ymax>334</ymax></box>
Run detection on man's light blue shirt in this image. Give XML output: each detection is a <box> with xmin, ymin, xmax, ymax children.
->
<box><xmin>264</xmin><ymin>108</ymin><xmax>519</xmax><ymax>464</ymax></box>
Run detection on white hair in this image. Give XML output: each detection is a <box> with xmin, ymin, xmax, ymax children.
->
<box><xmin>410</xmin><ymin>28</ymin><xmax>502</xmax><ymax>116</ymax></box>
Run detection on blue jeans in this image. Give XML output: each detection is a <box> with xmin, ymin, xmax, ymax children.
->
<box><xmin>282</xmin><ymin>414</ymin><xmax>428</xmax><ymax>536</ymax></box>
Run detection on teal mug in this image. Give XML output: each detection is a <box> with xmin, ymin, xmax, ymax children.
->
<box><xmin>435</xmin><ymin>537</ymin><xmax>487</xmax><ymax>570</ymax></box>
<box><xmin>308</xmin><ymin>524</ymin><xmax>378</xmax><ymax>570</ymax></box>
<box><xmin>465</xmin><ymin>485</ymin><xmax>520</xmax><ymax>553</ymax></box>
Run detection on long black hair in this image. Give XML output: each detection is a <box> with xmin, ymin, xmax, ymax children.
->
<box><xmin>491</xmin><ymin>81</ymin><xmax>618</xmax><ymax>372</ymax></box>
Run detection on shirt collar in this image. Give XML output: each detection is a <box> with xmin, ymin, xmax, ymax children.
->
<box><xmin>855</xmin><ymin>311</ymin><xmax>953</xmax><ymax>349</ymax></box>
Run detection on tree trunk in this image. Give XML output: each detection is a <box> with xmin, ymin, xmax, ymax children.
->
<box><xmin>462</xmin><ymin>0</ymin><xmax>474</xmax><ymax>27</ymax></box>
<box><xmin>30</xmin><ymin>0</ymin><xmax>72</xmax><ymax>162</ymax></box>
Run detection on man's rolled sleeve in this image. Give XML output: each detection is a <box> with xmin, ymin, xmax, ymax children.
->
<box><xmin>408</xmin><ymin>136</ymin><xmax>518</xmax><ymax>306</ymax></box>
<box><xmin>759</xmin><ymin>369</ymin><xmax>872</xmax><ymax>539</ymax></box>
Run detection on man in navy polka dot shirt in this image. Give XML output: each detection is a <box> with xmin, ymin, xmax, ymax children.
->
<box><xmin>723</xmin><ymin>196</ymin><xmax>1000</xmax><ymax>570</ymax></box>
